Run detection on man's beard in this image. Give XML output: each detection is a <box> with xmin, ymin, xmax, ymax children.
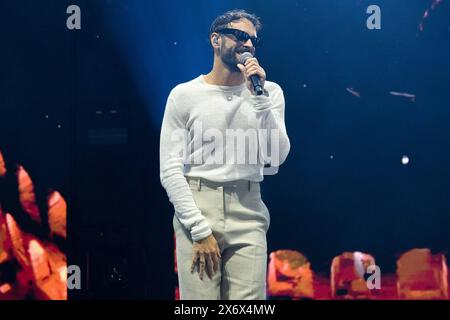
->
<box><xmin>219</xmin><ymin>44</ymin><xmax>254</xmax><ymax>73</ymax></box>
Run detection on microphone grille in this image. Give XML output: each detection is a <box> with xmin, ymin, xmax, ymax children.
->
<box><xmin>238</xmin><ymin>52</ymin><xmax>254</xmax><ymax>65</ymax></box>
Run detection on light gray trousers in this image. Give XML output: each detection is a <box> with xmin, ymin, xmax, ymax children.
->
<box><xmin>173</xmin><ymin>177</ymin><xmax>270</xmax><ymax>300</ymax></box>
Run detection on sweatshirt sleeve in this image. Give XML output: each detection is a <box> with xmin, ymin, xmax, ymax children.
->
<box><xmin>249</xmin><ymin>85</ymin><xmax>291</xmax><ymax>167</ymax></box>
<box><xmin>159</xmin><ymin>94</ymin><xmax>212</xmax><ymax>242</ymax></box>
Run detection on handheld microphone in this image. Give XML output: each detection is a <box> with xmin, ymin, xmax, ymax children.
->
<box><xmin>238</xmin><ymin>52</ymin><xmax>264</xmax><ymax>96</ymax></box>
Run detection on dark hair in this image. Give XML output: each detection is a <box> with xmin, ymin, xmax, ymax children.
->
<box><xmin>209</xmin><ymin>9</ymin><xmax>262</xmax><ymax>35</ymax></box>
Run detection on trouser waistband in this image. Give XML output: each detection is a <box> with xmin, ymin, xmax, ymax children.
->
<box><xmin>186</xmin><ymin>177</ymin><xmax>260</xmax><ymax>192</ymax></box>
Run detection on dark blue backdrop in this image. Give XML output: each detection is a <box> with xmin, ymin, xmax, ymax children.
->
<box><xmin>95</xmin><ymin>0</ymin><xmax>450</xmax><ymax>268</ymax></box>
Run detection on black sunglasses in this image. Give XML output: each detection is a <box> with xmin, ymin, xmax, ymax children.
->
<box><xmin>216</xmin><ymin>28</ymin><xmax>261</xmax><ymax>47</ymax></box>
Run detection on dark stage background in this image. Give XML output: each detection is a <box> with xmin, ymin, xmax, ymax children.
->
<box><xmin>1</xmin><ymin>0</ymin><xmax>449</xmax><ymax>299</ymax></box>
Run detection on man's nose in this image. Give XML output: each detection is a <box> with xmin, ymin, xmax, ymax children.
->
<box><xmin>243</xmin><ymin>38</ymin><xmax>254</xmax><ymax>48</ymax></box>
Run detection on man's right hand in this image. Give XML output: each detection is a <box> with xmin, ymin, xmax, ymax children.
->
<box><xmin>190</xmin><ymin>233</ymin><xmax>221</xmax><ymax>280</ymax></box>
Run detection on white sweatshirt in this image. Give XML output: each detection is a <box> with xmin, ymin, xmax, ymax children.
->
<box><xmin>160</xmin><ymin>75</ymin><xmax>290</xmax><ymax>242</ymax></box>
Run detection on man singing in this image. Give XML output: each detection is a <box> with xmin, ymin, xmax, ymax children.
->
<box><xmin>160</xmin><ymin>9</ymin><xmax>290</xmax><ymax>299</ymax></box>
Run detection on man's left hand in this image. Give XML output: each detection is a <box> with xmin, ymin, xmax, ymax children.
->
<box><xmin>237</xmin><ymin>57</ymin><xmax>266</xmax><ymax>95</ymax></box>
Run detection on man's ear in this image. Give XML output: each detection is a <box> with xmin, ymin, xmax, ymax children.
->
<box><xmin>211</xmin><ymin>33</ymin><xmax>220</xmax><ymax>47</ymax></box>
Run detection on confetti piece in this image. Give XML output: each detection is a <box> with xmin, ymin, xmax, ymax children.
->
<box><xmin>389</xmin><ymin>91</ymin><xmax>416</xmax><ymax>102</ymax></box>
<box><xmin>346</xmin><ymin>87</ymin><xmax>361</xmax><ymax>98</ymax></box>
<box><xmin>419</xmin><ymin>0</ymin><xmax>445</xmax><ymax>33</ymax></box>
